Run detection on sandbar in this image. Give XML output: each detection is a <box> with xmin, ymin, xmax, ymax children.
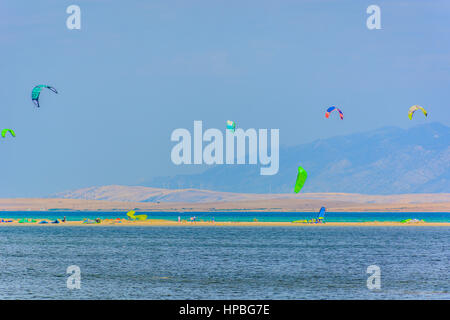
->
<box><xmin>1</xmin><ymin>219</ymin><xmax>449</xmax><ymax>227</ymax></box>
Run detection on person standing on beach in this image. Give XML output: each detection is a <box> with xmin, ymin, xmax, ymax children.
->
<box><xmin>178</xmin><ymin>216</ymin><xmax>181</xmax><ymax>223</ymax></box>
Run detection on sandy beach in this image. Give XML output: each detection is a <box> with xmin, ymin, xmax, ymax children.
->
<box><xmin>1</xmin><ymin>219</ymin><xmax>449</xmax><ymax>227</ymax></box>
<box><xmin>1</xmin><ymin>194</ymin><xmax>448</xmax><ymax>227</ymax></box>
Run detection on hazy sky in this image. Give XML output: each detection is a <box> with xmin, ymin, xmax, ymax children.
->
<box><xmin>1</xmin><ymin>0</ymin><xmax>449</xmax><ymax>197</ymax></box>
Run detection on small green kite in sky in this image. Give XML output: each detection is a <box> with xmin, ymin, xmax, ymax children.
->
<box><xmin>1</xmin><ymin>129</ymin><xmax>15</xmax><ymax>138</ymax></box>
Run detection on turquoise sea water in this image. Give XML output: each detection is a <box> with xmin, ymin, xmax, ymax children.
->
<box><xmin>1</xmin><ymin>211</ymin><xmax>450</xmax><ymax>222</ymax></box>
<box><xmin>0</xmin><ymin>226</ymin><xmax>448</xmax><ymax>299</ymax></box>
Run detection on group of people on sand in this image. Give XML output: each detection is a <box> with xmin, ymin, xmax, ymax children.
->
<box><xmin>0</xmin><ymin>216</ymin><xmax>108</xmax><ymax>224</ymax></box>
<box><xmin>177</xmin><ymin>216</ymin><xmax>215</xmax><ymax>223</ymax></box>
<box><xmin>0</xmin><ymin>217</ymin><xmax>67</xmax><ymax>224</ymax></box>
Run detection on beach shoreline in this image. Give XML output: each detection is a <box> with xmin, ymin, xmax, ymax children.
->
<box><xmin>1</xmin><ymin>219</ymin><xmax>449</xmax><ymax>227</ymax></box>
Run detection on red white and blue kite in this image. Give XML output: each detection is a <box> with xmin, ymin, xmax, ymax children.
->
<box><xmin>325</xmin><ymin>106</ymin><xmax>344</xmax><ymax>120</ymax></box>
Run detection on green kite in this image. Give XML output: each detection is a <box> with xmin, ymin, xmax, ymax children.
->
<box><xmin>294</xmin><ymin>166</ymin><xmax>308</xmax><ymax>193</ymax></box>
<box><xmin>1</xmin><ymin>129</ymin><xmax>15</xmax><ymax>138</ymax></box>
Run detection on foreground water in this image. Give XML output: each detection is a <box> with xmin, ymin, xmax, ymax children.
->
<box><xmin>0</xmin><ymin>226</ymin><xmax>448</xmax><ymax>299</ymax></box>
<box><xmin>1</xmin><ymin>211</ymin><xmax>450</xmax><ymax>222</ymax></box>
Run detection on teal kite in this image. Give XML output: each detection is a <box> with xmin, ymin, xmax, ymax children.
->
<box><xmin>226</xmin><ymin>120</ymin><xmax>236</xmax><ymax>133</ymax></box>
<box><xmin>31</xmin><ymin>85</ymin><xmax>58</xmax><ymax>108</ymax></box>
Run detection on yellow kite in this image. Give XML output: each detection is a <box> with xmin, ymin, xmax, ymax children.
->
<box><xmin>408</xmin><ymin>105</ymin><xmax>427</xmax><ymax>120</ymax></box>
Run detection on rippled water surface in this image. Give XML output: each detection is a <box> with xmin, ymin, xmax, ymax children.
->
<box><xmin>0</xmin><ymin>226</ymin><xmax>448</xmax><ymax>299</ymax></box>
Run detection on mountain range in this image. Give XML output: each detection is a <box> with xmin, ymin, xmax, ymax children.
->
<box><xmin>142</xmin><ymin>122</ymin><xmax>450</xmax><ymax>194</ymax></box>
<box><xmin>52</xmin><ymin>185</ymin><xmax>450</xmax><ymax>206</ymax></box>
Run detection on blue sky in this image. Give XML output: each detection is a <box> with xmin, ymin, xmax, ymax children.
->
<box><xmin>0</xmin><ymin>0</ymin><xmax>449</xmax><ymax>197</ymax></box>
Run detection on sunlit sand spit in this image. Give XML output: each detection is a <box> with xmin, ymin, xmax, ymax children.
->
<box><xmin>0</xmin><ymin>219</ymin><xmax>449</xmax><ymax>227</ymax></box>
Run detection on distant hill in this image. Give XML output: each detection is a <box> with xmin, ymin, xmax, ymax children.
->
<box><xmin>52</xmin><ymin>185</ymin><xmax>274</xmax><ymax>203</ymax></box>
<box><xmin>142</xmin><ymin>123</ymin><xmax>450</xmax><ymax>194</ymax></box>
<box><xmin>52</xmin><ymin>185</ymin><xmax>450</xmax><ymax>207</ymax></box>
